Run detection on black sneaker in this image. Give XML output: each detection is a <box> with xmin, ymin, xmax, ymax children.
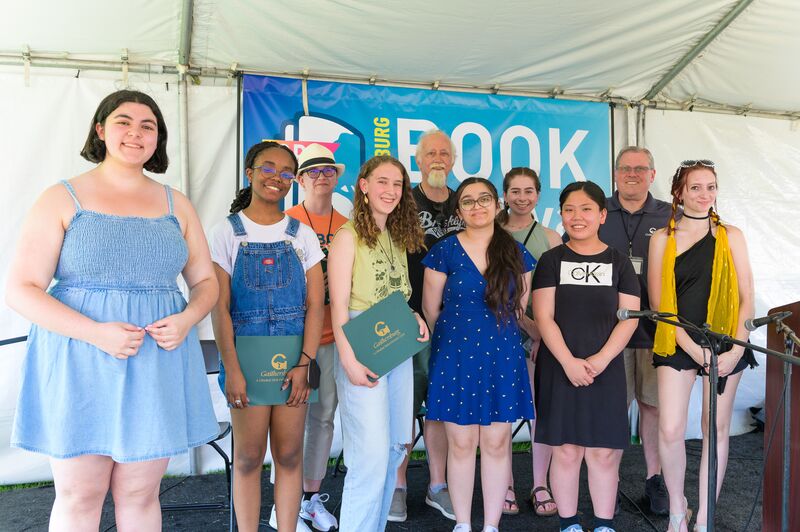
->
<box><xmin>645</xmin><ymin>474</ymin><xmax>669</xmax><ymax>515</ymax></box>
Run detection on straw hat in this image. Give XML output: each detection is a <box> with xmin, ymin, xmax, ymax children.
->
<box><xmin>297</xmin><ymin>143</ymin><xmax>345</xmax><ymax>177</ymax></box>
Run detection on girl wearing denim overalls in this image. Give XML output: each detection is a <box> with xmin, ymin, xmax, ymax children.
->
<box><xmin>327</xmin><ymin>155</ymin><xmax>429</xmax><ymax>531</ymax></box>
<box><xmin>210</xmin><ymin>141</ymin><xmax>325</xmax><ymax>532</ymax></box>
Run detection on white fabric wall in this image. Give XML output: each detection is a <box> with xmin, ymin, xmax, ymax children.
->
<box><xmin>645</xmin><ymin>109</ymin><xmax>800</xmax><ymax>438</ymax></box>
<box><xmin>0</xmin><ymin>68</ymin><xmax>240</xmax><ymax>483</ymax></box>
<box><xmin>1</xmin><ymin>71</ymin><xmax>795</xmax><ymax>483</ymax></box>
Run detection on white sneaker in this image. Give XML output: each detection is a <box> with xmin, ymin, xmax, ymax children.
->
<box><xmin>300</xmin><ymin>493</ymin><xmax>339</xmax><ymax>531</ymax></box>
<box><xmin>268</xmin><ymin>504</ymin><xmax>312</xmax><ymax>531</ymax></box>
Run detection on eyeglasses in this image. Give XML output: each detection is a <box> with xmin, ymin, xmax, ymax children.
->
<box><xmin>253</xmin><ymin>165</ymin><xmax>296</xmax><ymax>180</ymax></box>
<box><xmin>616</xmin><ymin>165</ymin><xmax>652</xmax><ymax>175</ymax></box>
<box><xmin>680</xmin><ymin>159</ymin><xmax>715</xmax><ymax>168</ymax></box>
<box><xmin>303</xmin><ymin>166</ymin><xmax>338</xmax><ymax>179</ymax></box>
<box><xmin>459</xmin><ymin>194</ymin><xmax>494</xmax><ymax>210</ymax></box>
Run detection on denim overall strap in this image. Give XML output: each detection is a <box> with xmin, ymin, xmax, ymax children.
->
<box><xmin>227</xmin><ymin>213</ymin><xmax>247</xmax><ymax>237</ymax></box>
<box><xmin>60</xmin><ymin>180</ymin><xmax>83</xmax><ymax>211</ymax></box>
<box><xmin>228</xmin><ymin>217</ymin><xmax>307</xmax><ymax>336</ymax></box>
<box><xmin>285</xmin><ymin>215</ymin><xmax>300</xmax><ymax>238</ymax></box>
<box><xmin>164</xmin><ymin>185</ymin><xmax>174</xmax><ymax>215</ymax></box>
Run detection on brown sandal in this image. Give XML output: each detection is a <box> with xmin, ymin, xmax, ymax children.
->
<box><xmin>531</xmin><ymin>486</ymin><xmax>558</xmax><ymax>517</ymax></box>
<box><xmin>502</xmin><ymin>486</ymin><xmax>520</xmax><ymax>515</ymax></box>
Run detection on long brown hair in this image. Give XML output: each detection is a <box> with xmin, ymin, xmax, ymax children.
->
<box><xmin>351</xmin><ymin>155</ymin><xmax>424</xmax><ymax>252</ymax></box>
<box><xmin>456</xmin><ymin>177</ymin><xmax>525</xmax><ymax>323</ymax></box>
<box><xmin>666</xmin><ymin>161</ymin><xmax>720</xmax><ymax>235</ymax></box>
<box><xmin>497</xmin><ymin>167</ymin><xmax>542</xmax><ymax>226</ymax></box>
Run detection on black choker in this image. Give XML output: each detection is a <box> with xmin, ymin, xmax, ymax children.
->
<box><xmin>682</xmin><ymin>212</ymin><xmax>710</xmax><ymax>220</ymax></box>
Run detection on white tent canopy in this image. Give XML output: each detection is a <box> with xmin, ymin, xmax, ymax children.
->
<box><xmin>2</xmin><ymin>0</ymin><xmax>800</xmax><ymax>117</ymax></box>
<box><xmin>1</xmin><ymin>1</ymin><xmax>799</xmax><ymax>484</ymax></box>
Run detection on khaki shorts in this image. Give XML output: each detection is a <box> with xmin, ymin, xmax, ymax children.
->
<box><xmin>624</xmin><ymin>347</ymin><xmax>659</xmax><ymax>408</ymax></box>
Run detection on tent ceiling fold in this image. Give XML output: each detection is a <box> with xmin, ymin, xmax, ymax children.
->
<box><xmin>1</xmin><ymin>0</ymin><xmax>798</xmax><ymax>115</ymax></box>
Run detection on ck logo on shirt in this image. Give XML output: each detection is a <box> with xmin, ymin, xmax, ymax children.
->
<box><xmin>560</xmin><ymin>261</ymin><xmax>613</xmax><ymax>286</ymax></box>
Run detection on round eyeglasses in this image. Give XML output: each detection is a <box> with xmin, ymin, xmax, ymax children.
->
<box><xmin>253</xmin><ymin>165</ymin><xmax>296</xmax><ymax>180</ymax></box>
<box><xmin>303</xmin><ymin>166</ymin><xmax>338</xmax><ymax>179</ymax></box>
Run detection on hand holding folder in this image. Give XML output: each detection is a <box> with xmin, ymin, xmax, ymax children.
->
<box><xmin>235</xmin><ymin>335</ymin><xmax>319</xmax><ymax>406</ymax></box>
<box><xmin>342</xmin><ymin>291</ymin><xmax>430</xmax><ymax>381</ymax></box>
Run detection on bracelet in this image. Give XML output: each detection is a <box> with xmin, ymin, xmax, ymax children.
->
<box><xmin>301</xmin><ymin>350</ymin><xmax>315</xmax><ymax>361</ymax></box>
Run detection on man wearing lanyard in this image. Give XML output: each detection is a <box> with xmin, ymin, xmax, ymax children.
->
<box><xmin>599</xmin><ymin>146</ymin><xmax>672</xmax><ymax>516</ymax></box>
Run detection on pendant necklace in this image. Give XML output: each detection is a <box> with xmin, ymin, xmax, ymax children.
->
<box><xmin>375</xmin><ymin>230</ymin><xmax>397</xmax><ymax>272</ymax></box>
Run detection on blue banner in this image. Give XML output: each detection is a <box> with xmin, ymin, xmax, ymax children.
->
<box><xmin>242</xmin><ymin>75</ymin><xmax>611</xmax><ymax>231</ymax></box>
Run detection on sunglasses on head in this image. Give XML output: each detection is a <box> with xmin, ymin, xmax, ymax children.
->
<box><xmin>680</xmin><ymin>159</ymin><xmax>715</xmax><ymax>169</ymax></box>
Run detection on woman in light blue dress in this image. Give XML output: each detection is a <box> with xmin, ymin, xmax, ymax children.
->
<box><xmin>6</xmin><ymin>90</ymin><xmax>219</xmax><ymax>531</ymax></box>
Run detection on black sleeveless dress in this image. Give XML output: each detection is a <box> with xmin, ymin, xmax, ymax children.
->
<box><xmin>653</xmin><ymin>229</ymin><xmax>756</xmax><ymax>385</ymax></box>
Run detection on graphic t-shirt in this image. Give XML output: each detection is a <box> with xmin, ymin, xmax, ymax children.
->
<box><xmin>285</xmin><ymin>203</ymin><xmax>349</xmax><ymax>344</ymax></box>
<box><xmin>407</xmin><ymin>185</ymin><xmax>464</xmax><ymax>315</ymax></box>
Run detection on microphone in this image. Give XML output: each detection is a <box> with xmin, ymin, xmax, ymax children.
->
<box><xmin>617</xmin><ymin>308</ymin><xmax>664</xmax><ymax>321</ymax></box>
<box><xmin>744</xmin><ymin>311</ymin><xmax>792</xmax><ymax>331</ymax></box>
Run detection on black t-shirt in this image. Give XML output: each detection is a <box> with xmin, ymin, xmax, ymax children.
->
<box><xmin>407</xmin><ymin>185</ymin><xmax>464</xmax><ymax>315</ymax></box>
<box><xmin>532</xmin><ymin>244</ymin><xmax>640</xmax><ymax>358</ymax></box>
<box><xmin>598</xmin><ymin>192</ymin><xmax>671</xmax><ymax>348</ymax></box>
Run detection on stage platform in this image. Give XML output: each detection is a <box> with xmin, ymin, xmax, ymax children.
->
<box><xmin>0</xmin><ymin>431</ymin><xmax>764</xmax><ymax>531</ymax></box>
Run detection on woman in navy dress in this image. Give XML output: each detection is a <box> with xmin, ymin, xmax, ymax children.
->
<box><xmin>422</xmin><ymin>177</ymin><xmax>536</xmax><ymax>532</ymax></box>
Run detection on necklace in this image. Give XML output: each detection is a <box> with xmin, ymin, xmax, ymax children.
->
<box><xmin>375</xmin><ymin>230</ymin><xmax>396</xmax><ymax>272</ymax></box>
<box><xmin>301</xmin><ymin>201</ymin><xmax>334</xmax><ymax>249</ymax></box>
<box><xmin>682</xmin><ymin>212</ymin><xmax>710</xmax><ymax>220</ymax></box>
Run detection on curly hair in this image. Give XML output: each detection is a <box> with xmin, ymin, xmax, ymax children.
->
<box><xmin>497</xmin><ymin>166</ymin><xmax>542</xmax><ymax>226</ymax></box>
<box><xmin>455</xmin><ymin>177</ymin><xmax>525</xmax><ymax>323</ymax></box>
<box><xmin>229</xmin><ymin>141</ymin><xmax>298</xmax><ymax>214</ymax></box>
<box><xmin>351</xmin><ymin>155</ymin><xmax>424</xmax><ymax>253</ymax></box>
<box><xmin>666</xmin><ymin>162</ymin><xmax>719</xmax><ymax>235</ymax></box>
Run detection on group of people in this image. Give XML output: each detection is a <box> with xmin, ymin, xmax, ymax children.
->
<box><xmin>6</xmin><ymin>89</ymin><xmax>755</xmax><ymax>532</ymax></box>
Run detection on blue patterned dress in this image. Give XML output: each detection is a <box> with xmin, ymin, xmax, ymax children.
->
<box><xmin>423</xmin><ymin>234</ymin><xmax>536</xmax><ymax>425</ymax></box>
<box><xmin>11</xmin><ymin>181</ymin><xmax>218</xmax><ymax>462</ymax></box>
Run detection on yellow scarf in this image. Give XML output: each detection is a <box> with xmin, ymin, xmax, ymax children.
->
<box><xmin>654</xmin><ymin>219</ymin><xmax>739</xmax><ymax>356</ymax></box>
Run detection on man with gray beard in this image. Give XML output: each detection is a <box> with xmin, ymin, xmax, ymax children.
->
<box><xmin>389</xmin><ymin>129</ymin><xmax>463</xmax><ymax>523</ymax></box>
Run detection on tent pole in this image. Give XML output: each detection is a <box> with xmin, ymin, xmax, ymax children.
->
<box><xmin>643</xmin><ymin>0</ymin><xmax>755</xmax><ymax>101</ymax></box>
<box><xmin>177</xmin><ymin>0</ymin><xmax>197</xmax><ymax>476</ymax></box>
<box><xmin>177</xmin><ymin>0</ymin><xmax>193</xmax><ymax>201</ymax></box>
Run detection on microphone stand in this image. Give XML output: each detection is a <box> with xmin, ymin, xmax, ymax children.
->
<box><xmin>644</xmin><ymin>314</ymin><xmax>800</xmax><ymax>532</ymax></box>
<box><xmin>774</xmin><ymin>319</ymin><xmax>799</xmax><ymax>532</ymax></box>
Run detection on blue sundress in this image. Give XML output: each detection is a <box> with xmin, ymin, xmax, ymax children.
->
<box><xmin>11</xmin><ymin>181</ymin><xmax>218</xmax><ymax>462</ymax></box>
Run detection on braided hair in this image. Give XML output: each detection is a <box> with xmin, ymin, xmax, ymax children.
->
<box><xmin>666</xmin><ymin>162</ymin><xmax>720</xmax><ymax>234</ymax></box>
<box><xmin>229</xmin><ymin>141</ymin><xmax>298</xmax><ymax>214</ymax></box>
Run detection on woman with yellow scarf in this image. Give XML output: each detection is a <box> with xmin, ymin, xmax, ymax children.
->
<box><xmin>647</xmin><ymin>160</ymin><xmax>756</xmax><ymax>532</ymax></box>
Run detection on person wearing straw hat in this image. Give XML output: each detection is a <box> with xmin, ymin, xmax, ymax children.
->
<box><xmin>282</xmin><ymin>143</ymin><xmax>349</xmax><ymax>531</ymax></box>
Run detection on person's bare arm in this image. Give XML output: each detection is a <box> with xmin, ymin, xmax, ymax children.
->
<box><xmin>328</xmin><ymin>229</ymin><xmax>378</xmax><ymax>387</ymax></box>
<box><xmin>146</xmin><ymin>191</ymin><xmax>218</xmax><ymax>350</ymax></box>
<box><xmin>6</xmin><ymin>184</ymin><xmax>145</xmax><ymax>358</ymax></box>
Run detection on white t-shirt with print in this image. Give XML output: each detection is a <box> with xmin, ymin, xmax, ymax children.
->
<box><xmin>209</xmin><ymin>212</ymin><xmax>324</xmax><ymax>276</ymax></box>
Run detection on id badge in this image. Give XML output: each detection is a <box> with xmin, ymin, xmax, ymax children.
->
<box><xmin>630</xmin><ymin>256</ymin><xmax>644</xmax><ymax>275</ymax></box>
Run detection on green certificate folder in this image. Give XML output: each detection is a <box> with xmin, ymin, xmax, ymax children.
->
<box><xmin>342</xmin><ymin>291</ymin><xmax>430</xmax><ymax>378</ymax></box>
<box><xmin>235</xmin><ymin>335</ymin><xmax>318</xmax><ymax>406</ymax></box>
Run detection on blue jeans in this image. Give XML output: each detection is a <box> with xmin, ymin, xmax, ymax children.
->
<box><xmin>334</xmin><ymin>329</ymin><xmax>413</xmax><ymax>532</ymax></box>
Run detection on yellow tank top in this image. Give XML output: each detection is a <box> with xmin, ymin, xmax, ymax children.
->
<box><xmin>339</xmin><ymin>221</ymin><xmax>411</xmax><ymax>311</ymax></box>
